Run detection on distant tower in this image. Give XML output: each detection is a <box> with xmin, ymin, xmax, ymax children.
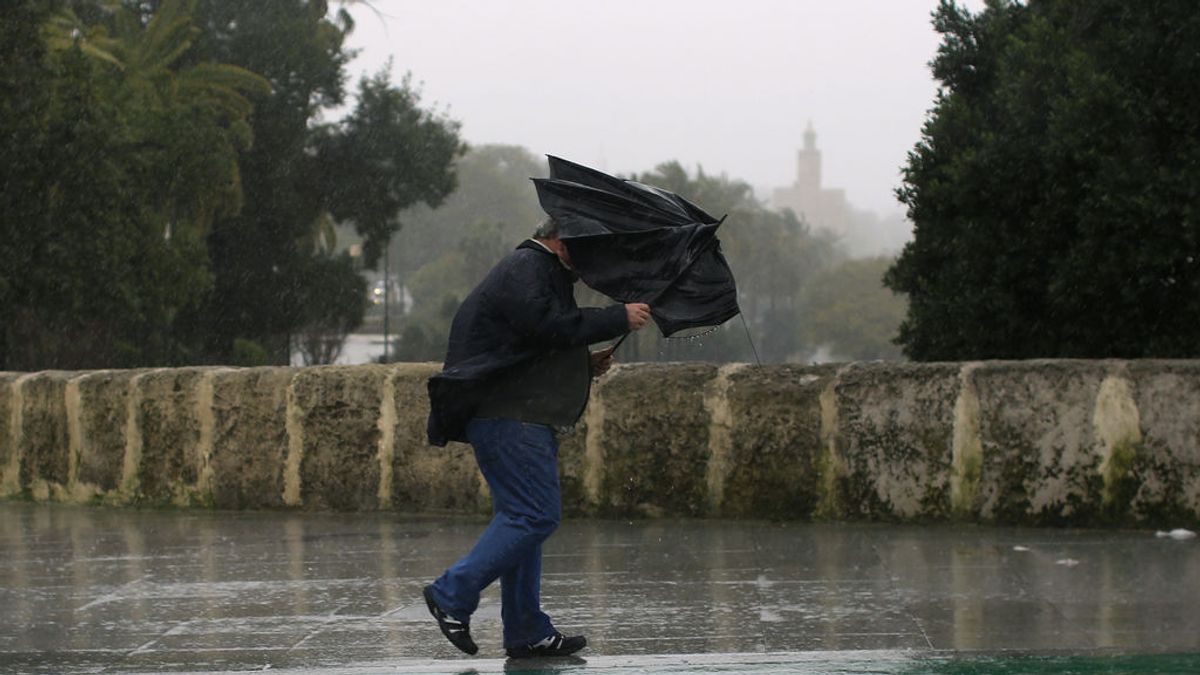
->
<box><xmin>772</xmin><ymin>121</ymin><xmax>848</xmax><ymax>236</ymax></box>
<box><xmin>796</xmin><ymin>121</ymin><xmax>821</xmax><ymax>190</ymax></box>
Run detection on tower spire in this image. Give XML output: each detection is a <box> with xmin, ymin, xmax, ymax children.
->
<box><xmin>803</xmin><ymin>120</ymin><xmax>816</xmax><ymax>151</ymax></box>
<box><xmin>796</xmin><ymin>121</ymin><xmax>821</xmax><ymax>189</ymax></box>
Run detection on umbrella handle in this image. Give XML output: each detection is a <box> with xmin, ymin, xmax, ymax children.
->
<box><xmin>611</xmin><ymin>332</ymin><xmax>630</xmax><ymax>352</ymax></box>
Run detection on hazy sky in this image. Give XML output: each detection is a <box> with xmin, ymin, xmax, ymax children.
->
<box><xmin>338</xmin><ymin>0</ymin><xmax>986</xmax><ymax>216</ymax></box>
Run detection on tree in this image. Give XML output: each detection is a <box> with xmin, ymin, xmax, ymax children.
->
<box><xmin>385</xmin><ymin>144</ymin><xmax>549</xmax><ymax>283</ymax></box>
<box><xmin>319</xmin><ymin>66</ymin><xmax>463</xmax><ymax>268</ymax></box>
<box><xmin>184</xmin><ymin>0</ymin><xmax>462</xmax><ymax>363</ymax></box>
<box><xmin>886</xmin><ymin>0</ymin><xmax>1200</xmax><ymax>360</ymax></box>
<box><xmin>798</xmin><ymin>257</ymin><xmax>906</xmax><ymax>361</ymax></box>
<box><xmin>0</xmin><ymin>1</ymin><xmax>53</xmax><ymax>365</ymax></box>
<box><xmin>44</xmin><ymin>0</ymin><xmax>270</xmax><ymax>238</ymax></box>
<box><xmin>1</xmin><ymin>0</ymin><xmax>259</xmax><ymax>369</ymax></box>
<box><xmin>180</xmin><ymin>0</ymin><xmax>355</xmax><ymax>363</ymax></box>
<box><xmin>292</xmin><ymin>252</ymin><xmax>366</xmax><ymax>365</ymax></box>
<box><xmin>392</xmin><ymin>221</ymin><xmax>511</xmax><ymax>362</ymax></box>
<box><xmin>2</xmin><ymin>0</ymin><xmax>458</xmax><ymax>368</ymax></box>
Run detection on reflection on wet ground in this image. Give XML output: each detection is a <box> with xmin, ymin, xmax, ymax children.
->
<box><xmin>0</xmin><ymin>503</ymin><xmax>1197</xmax><ymax>673</ymax></box>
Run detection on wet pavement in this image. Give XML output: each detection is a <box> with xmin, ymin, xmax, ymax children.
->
<box><xmin>1</xmin><ymin>503</ymin><xmax>1198</xmax><ymax>674</ymax></box>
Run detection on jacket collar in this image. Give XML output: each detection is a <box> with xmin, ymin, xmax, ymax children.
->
<box><xmin>519</xmin><ymin>238</ymin><xmax>574</xmax><ymax>271</ymax></box>
<box><xmin>519</xmin><ymin>238</ymin><xmax>554</xmax><ymax>255</ymax></box>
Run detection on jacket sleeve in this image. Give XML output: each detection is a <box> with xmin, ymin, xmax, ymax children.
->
<box><xmin>493</xmin><ymin>258</ymin><xmax>628</xmax><ymax>347</ymax></box>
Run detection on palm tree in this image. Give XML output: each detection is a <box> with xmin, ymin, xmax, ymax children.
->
<box><xmin>43</xmin><ymin>0</ymin><xmax>271</xmax><ymax>237</ymax></box>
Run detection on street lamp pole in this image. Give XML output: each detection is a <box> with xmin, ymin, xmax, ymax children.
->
<box><xmin>382</xmin><ymin>238</ymin><xmax>390</xmax><ymax>363</ymax></box>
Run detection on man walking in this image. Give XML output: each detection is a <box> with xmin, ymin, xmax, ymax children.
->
<box><xmin>424</xmin><ymin>217</ymin><xmax>651</xmax><ymax>658</ymax></box>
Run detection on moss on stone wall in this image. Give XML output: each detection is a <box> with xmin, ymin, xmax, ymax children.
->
<box><xmin>209</xmin><ymin>368</ymin><xmax>293</xmax><ymax>509</ymax></box>
<box><xmin>556</xmin><ymin>422</ymin><xmax>590</xmax><ymax>517</ymax></box>
<box><xmin>834</xmin><ymin>363</ymin><xmax>959</xmax><ymax>521</ymax></box>
<box><xmin>973</xmin><ymin>361</ymin><xmax>1109</xmax><ymax>525</ymax></box>
<box><xmin>1127</xmin><ymin>362</ymin><xmax>1200</xmax><ymax>524</ymax></box>
<box><xmin>75</xmin><ymin>371</ymin><xmax>139</xmax><ymax>494</ymax></box>
<box><xmin>292</xmin><ymin>366</ymin><xmax>386</xmax><ymax>511</ymax></box>
<box><xmin>388</xmin><ymin>364</ymin><xmax>487</xmax><ymax>514</ymax></box>
<box><xmin>0</xmin><ymin>360</ymin><xmax>1196</xmax><ymax>527</ymax></box>
<box><xmin>135</xmin><ymin>369</ymin><xmax>208</xmax><ymax>505</ymax></box>
<box><xmin>593</xmin><ymin>364</ymin><xmax>717</xmax><ymax>518</ymax></box>
<box><xmin>20</xmin><ymin>372</ymin><xmax>72</xmax><ymax>499</ymax></box>
<box><xmin>719</xmin><ymin>365</ymin><xmax>832</xmax><ymax>519</ymax></box>
<box><xmin>0</xmin><ymin>373</ymin><xmax>22</xmax><ymax>497</ymax></box>
<box><xmin>1101</xmin><ymin>439</ymin><xmax>1139</xmax><ymax>523</ymax></box>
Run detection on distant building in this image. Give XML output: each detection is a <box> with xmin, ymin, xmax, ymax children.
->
<box><xmin>770</xmin><ymin>122</ymin><xmax>911</xmax><ymax>258</ymax></box>
<box><xmin>772</xmin><ymin>122</ymin><xmax>851</xmax><ymax>236</ymax></box>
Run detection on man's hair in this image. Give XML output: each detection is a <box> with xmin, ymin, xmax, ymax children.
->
<box><xmin>532</xmin><ymin>216</ymin><xmax>559</xmax><ymax>239</ymax></box>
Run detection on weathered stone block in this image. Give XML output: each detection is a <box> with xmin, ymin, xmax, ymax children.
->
<box><xmin>19</xmin><ymin>371</ymin><xmax>74</xmax><ymax>500</ymax></box>
<box><xmin>135</xmin><ymin>368</ymin><xmax>208</xmax><ymax>505</ymax></box>
<box><xmin>210</xmin><ymin>368</ymin><xmax>294</xmax><ymax>510</ymax></box>
<box><xmin>1127</xmin><ymin>361</ymin><xmax>1200</xmax><ymax>525</ymax></box>
<box><xmin>388</xmin><ymin>363</ymin><xmax>487</xmax><ymax>514</ymax></box>
<box><xmin>591</xmin><ymin>363</ymin><xmax>718</xmax><ymax>517</ymax></box>
<box><xmin>557</xmin><ymin>417</ymin><xmax>591</xmax><ymax>517</ymax></box>
<box><xmin>1</xmin><ymin>359</ymin><xmax>1195</xmax><ymax>528</ymax></box>
<box><xmin>75</xmin><ymin>370</ymin><xmax>140</xmax><ymax>495</ymax></box>
<box><xmin>834</xmin><ymin>362</ymin><xmax>959</xmax><ymax>520</ymax></box>
<box><xmin>720</xmin><ymin>364</ymin><xmax>833</xmax><ymax>519</ymax></box>
<box><xmin>973</xmin><ymin>360</ymin><xmax>1109</xmax><ymax>524</ymax></box>
<box><xmin>0</xmin><ymin>373</ymin><xmax>25</xmax><ymax>496</ymax></box>
<box><xmin>293</xmin><ymin>365</ymin><xmax>386</xmax><ymax>510</ymax></box>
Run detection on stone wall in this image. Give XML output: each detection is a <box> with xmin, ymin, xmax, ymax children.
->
<box><xmin>1</xmin><ymin>361</ymin><xmax>1197</xmax><ymax>526</ymax></box>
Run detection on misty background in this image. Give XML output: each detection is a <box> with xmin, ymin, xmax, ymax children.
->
<box><xmin>8</xmin><ymin>1</ymin><xmax>1197</xmax><ymax>370</ymax></box>
<box><xmin>327</xmin><ymin>0</ymin><xmax>986</xmax><ymax>366</ymax></box>
<box><xmin>0</xmin><ymin>0</ymin><xmax>984</xmax><ymax>370</ymax></box>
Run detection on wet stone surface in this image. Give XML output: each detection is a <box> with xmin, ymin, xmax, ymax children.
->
<box><xmin>0</xmin><ymin>503</ymin><xmax>1198</xmax><ymax>673</ymax></box>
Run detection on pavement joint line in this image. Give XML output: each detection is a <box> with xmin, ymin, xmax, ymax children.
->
<box><xmin>287</xmin><ymin>604</ymin><xmax>347</xmax><ymax>651</ymax></box>
<box><xmin>129</xmin><ymin>618</ymin><xmax>195</xmax><ymax>655</ymax></box>
<box><xmin>127</xmin><ymin>637</ymin><xmax>160</xmax><ymax>656</ymax></box>
<box><xmin>873</xmin><ymin>540</ymin><xmax>935</xmax><ymax>651</ymax></box>
<box><xmin>907</xmin><ymin>614</ymin><xmax>936</xmax><ymax>650</ymax></box>
<box><xmin>164</xmin><ymin>620</ymin><xmax>197</xmax><ymax>636</ymax></box>
<box><xmin>379</xmin><ymin>601</ymin><xmax>417</xmax><ymax>618</ymax></box>
<box><xmin>75</xmin><ymin>576</ymin><xmax>146</xmax><ymax>611</ymax></box>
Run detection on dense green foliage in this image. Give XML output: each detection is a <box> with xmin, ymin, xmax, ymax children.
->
<box><xmin>2</xmin><ymin>0</ymin><xmax>260</xmax><ymax>368</ymax></box>
<box><xmin>886</xmin><ymin>0</ymin><xmax>1200</xmax><ymax>360</ymax></box>
<box><xmin>0</xmin><ymin>0</ymin><xmax>462</xmax><ymax>369</ymax></box>
<box><xmin>318</xmin><ymin>67</ymin><xmax>463</xmax><ymax>269</ymax></box>
<box><xmin>799</xmin><ymin>257</ymin><xmax>906</xmax><ymax>361</ymax></box>
<box><xmin>183</xmin><ymin>0</ymin><xmax>462</xmax><ymax>364</ymax></box>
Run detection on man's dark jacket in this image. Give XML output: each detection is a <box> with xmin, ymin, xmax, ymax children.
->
<box><xmin>426</xmin><ymin>240</ymin><xmax>628</xmax><ymax>446</ymax></box>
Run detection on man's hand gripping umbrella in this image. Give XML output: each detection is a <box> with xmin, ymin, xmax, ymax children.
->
<box><xmin>587</xmin><ymin>303</ymin><xmax>649</xmax><ymax>379</ymax></box>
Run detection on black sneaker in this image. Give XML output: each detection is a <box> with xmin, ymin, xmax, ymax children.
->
<box><xmin>505</xmin><ymin>631</ymin><xmax>587</xmax><ymax>659</ymax></box>
<box><xmin>423</xmin><ymin>585</ymin><xmax>477</xmax><ymax>655</ymax></box>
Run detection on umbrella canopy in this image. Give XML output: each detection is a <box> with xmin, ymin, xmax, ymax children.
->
<box><xmin>532</xmin><ymin>156</ymin><xmax>741</xmax><ymax>336</ymax></box>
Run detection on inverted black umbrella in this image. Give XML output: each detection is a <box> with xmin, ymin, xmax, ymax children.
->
<box><xmin>532</xmin><ymin>156</ymin><xmax>741</xmax><ymax>337</ymax></box>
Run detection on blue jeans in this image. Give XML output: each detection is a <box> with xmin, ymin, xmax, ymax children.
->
<box><xmin>428</xmin><ymin>418</ymin><xmax>561</xmax><ymax>648</ymax></box>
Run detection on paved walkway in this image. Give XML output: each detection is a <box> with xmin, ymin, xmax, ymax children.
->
<box><xmin>1</xmin><ymin>503</ymin><xmax>1197</xmax><ymax>673</ymax></box>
